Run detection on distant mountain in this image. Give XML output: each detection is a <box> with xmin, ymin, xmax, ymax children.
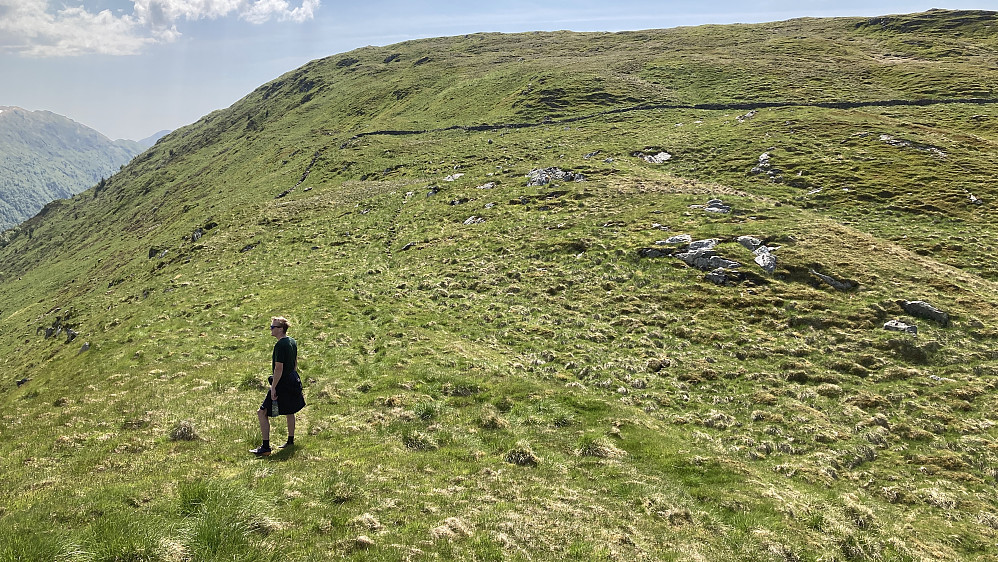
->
<box><xmin>137</xmin><ymin>129</ymin><xmax>171</xmax><ymax>149</ymax></box>
<box><xmin>0</xmin><ymin>106</ymin><xmax>145</xmax><ymax>229</ymax></box>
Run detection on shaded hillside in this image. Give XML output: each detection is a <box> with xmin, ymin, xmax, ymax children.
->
<box><xmin>0</xmin><ymin>106</ymin><xmax>144</xmax><ymax>229</ymax></box>
<box><xmin>1</xmin><ymin>10</ymin><xmax>998</xmax><ymax>561</ymax></box>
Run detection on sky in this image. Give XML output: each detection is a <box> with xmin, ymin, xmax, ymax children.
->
<box><xmin>0</xmin><ymin>1</ymin><xmax>992</xmax><ymax>140</ymax></box>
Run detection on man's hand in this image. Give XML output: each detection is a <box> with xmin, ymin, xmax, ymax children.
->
<box><xmin>270</xmin><ymin>386</ymin><xmax>278</xmax><ymax>400</ymax></box>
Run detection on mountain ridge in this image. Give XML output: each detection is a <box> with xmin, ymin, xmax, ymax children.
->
<box><xmin>0</xmin><ymin>106</ymin><xmax>145</xmax><ymax>229</ymax></box>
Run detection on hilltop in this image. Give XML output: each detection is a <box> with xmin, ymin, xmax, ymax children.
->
<box><xmin>0</xmin><ymin>106</ymin><xmax>145</xmax><ymax>229</ymax></box>
<box><xmin>1</xmin><ymin>9</ymin><xmax>997</xmax><ymax>561</ymax></box>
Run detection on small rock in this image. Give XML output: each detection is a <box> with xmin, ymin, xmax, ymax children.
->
<box><xmin>884</xmin><ymin>320</ymin><xmax>917</xmax><ymax>335</ymax></box>
<box><xmin>810</xmin><ymin>269</ymin><xmax>855</xmax><ymax>291</ymax></box>
<box><xmin>526</xmin><ymin>167</ymin><xmax>585</xmax><ymax>186</ymax></box>
<box><xmin>705</xmin><ymin>199</ymin><xmax>731</xmax><ymax>213</ymax></box>
<box><xmin>637</xmin><ymin>248</ymin><xmax>670</xmax><ymax>258</ymax></box>
<box><xmin>663</xmin><ymin>234</ymin><xmax>692</xmax><ymax>245</ymax></box>
<box><xmin>443</xmin><ymin>173</ymin><xmax>464</xmax><ymax>182</ymax></box>
<box><xmin>463</xmin><ymin>216</ymin><xmax>485</xmax><ymax>225</ymax></box>
<box><xmin>476</xmin><ymin>182</ymin><xmax>496</xmax><ymax>190</ymax></box>
<box><xmin>15</xmin><ymin>377</ymin><xmax>30</xmax><ymax>386</ymax></box>
<box><xmin>705</xmin><ymin>268</ymin><xmax>730</xmax><ymax>285</ymax></box>
<box><xmin>688</xmin><ymin>238</ymin><xmax>718</xmax><ymax>251</ymax></box>
<box><xmin>737</xmin><ymin>236</ymin><xmax>764</xmax><ymax>251</ymax></box>
<box><xmin>754</xmin><ymin>252</ymin><xmax>777</xmax><ymax>274</ymax></box>
<box><xmin>636</xmin><ymin>151</ymin><xmax>672</xmax><ymax>164</ymax></box>
<box><xmin>675</xmin><ymin>249</ymin><xmax>741</xmax><ymax>270</ymax></box>
<box><xmin>898</xmin><ymin>300</ymin><xmax>949</xmax><ymax>327</ymax></box>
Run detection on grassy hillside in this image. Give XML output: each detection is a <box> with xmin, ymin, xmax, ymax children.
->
<box><xmin>1</xmin><ymin>9</ymin><xmax>998</xmax><ymax>561</ymax></box>
<box><xmin>0</xmin><ymin>107</ymin><xmax>144</xmax><ymax>230</ymax></box>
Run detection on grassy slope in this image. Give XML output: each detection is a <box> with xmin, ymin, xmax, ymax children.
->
<box><xmin>2</xmin><ymin>9</ymin><xmax>998</xmax><ymax>561</ymax></box>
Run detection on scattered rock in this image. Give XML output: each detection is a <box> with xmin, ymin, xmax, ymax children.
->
<box><xmin>637</xmin><ymin>248</ymin><xmax>670</xmax><ymax>258</ymax></box>
<box><xmin>810</xmin><ymin>269</ymin><xmax>855</xmax><ymax>291</ymax></box>
<box><xmin>463</xmin><ymin>216</ymin><xmax>485</xmax><ymax>225</ymax></box>
<box><xmin>675</xmin><ymin>249</ymin><xmax>741</xmax><ymax>271</ymax></box>
<box><xmin>15</xmin><ymin>377</ymin><xmax>30</xmax><ymax>386</ymax></box>
<box><xmin>753</xmin><ymin>250</ymin><xmax>777</xmax><ymax>274</ymax></box>
<box><xmin>736</xmin><ymin>110</ymin><xmax>757</xmax><ymax>123</ymax></box>
<box><xmin>968</xmin><ymin>193</ymin><xmax>983</xmax><ymax>205</ymax></box>
<box><xmin>79</xmin><ymin>342</ymin><xmax>90</xmax><ymax>354</ymax></box>
<box><xmin>704</xmin><ymin>199</ymin><xmax>731</xmax><ymax>213</ymax></box>
<box><xmin>635</xmin><ymin>151</ymin><xmax>672</xmax><ymax>164</ymax></box>
<box><xmin>443</xmin><ymin>173</ymin><xmax>464</xmax><ymax>182</ymax></box>
<box><xmin>898</xmin><ymin>300</ymin><xmax>949</xmax><ymax>327</ymax></box>
<box><xmin>737</xmin><ymin>236</ymin><xmax>764</xmax><ymax>251</ymax></box>
<box><xmin>400</xmin><ymin>242</ymin><xmax>416</xmax><ymax>251</ymax></box>
<box><xmin>476</xmin><ymin>182</ymin><xmax>496</xmax><ymax>190</ymax></box>
<box><xmin>750</xmin><ymin>151</ymin><xmax>783</xmax><ymax>181</ymax></box>
<box><xmin>583</xmin><ymin>150</ymin><xmax>601</xmax><ymax>159</ymax></box>
<box><xmin>663</xmin><ymin>234</ymin><xmax>692</xmax><ymax>245</ymax></box>
<box><xmin>705</xmin><ymin>268</ymin><xmax>736</xmax><ymax>285</ymax></box>
<box><xmin>688</xmin><ymin>238</ymin><xmax>718</xmax><ymax>251</ymax></box>
<box><xmin>880</xmin><ymin>134</ymin><xmax>947</xmax><ymax>158</ymax></box>
<box><xmin>884</xmin><ymin>319</ymin><xmax>918</xmax><ymax>335</ymax></box>
<box><xmin>526</xmin><ymin>167</ymin><xmax>585</xmax><ymax>186</ymax></box>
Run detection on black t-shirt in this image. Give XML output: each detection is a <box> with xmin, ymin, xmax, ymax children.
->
<box><xmin>272</xmin><ymin>336</ymin><xmax>297</xmax><ymax>376</ymax></box>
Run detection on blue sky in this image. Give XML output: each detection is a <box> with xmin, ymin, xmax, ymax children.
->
<box><xmin>0</xmin><ymin>1</ymin><xmax>991</xmax><ymax>140</ymax></box>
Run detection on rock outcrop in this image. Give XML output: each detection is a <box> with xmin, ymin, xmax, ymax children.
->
<box><xmin>898</xmin><ymin>300</ymin><xmax>949</xmax><ymax>327</ymax></box>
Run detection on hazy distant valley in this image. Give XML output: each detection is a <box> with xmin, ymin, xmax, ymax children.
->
<box><xmin>0</xmin><ymin>106</ymin><xmax>166</xmax><ymax>229</ymax></box>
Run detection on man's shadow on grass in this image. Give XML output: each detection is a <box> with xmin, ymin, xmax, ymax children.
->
<box><xmin>252</xmin><ymin>444</ymin><xmax>298</xmax><ymax>462</ymax></box>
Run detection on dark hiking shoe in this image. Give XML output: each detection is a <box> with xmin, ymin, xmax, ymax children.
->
<box><xmin>250</xmin><ymin>446</ymin><xmax>272</xmax><ymax>456</ymax></box>
<box><xmin>278</xmin><ymin>441</ymin><xmax>295</xmax><ymax>449</ymax></box>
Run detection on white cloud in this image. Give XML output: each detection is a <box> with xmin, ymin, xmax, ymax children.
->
<box><xmin>0</xmin><ymin>0</ymin><xmax>320</xmax><ymax>57</ymax></box>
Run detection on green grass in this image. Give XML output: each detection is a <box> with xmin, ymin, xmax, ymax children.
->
<box><xmin>2</xmin><ymin>8</ymin><xmax>998</xmax><ymax>561</ymax></box>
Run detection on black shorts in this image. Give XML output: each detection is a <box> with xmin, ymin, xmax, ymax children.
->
<box><xmin>259</xmin><ymin>371</ymin><xmax>307</xmax><ymax>417</ymax></box>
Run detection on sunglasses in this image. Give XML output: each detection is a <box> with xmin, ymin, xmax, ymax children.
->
<box><xmin>269</xmin><ymin>325</ymin><xmax>280</xmax><ymax>329</ymax></box>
